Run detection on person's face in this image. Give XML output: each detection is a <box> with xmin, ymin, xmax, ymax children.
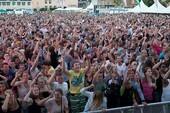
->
<box><xmin>112</xmin><ymin>66</ymin><xmax>117</xmax><ymax>72</ymax></box>
<box><xmin>37</xmin><ymin>78</ymin><xmax>45</xmax><ymax>87</ymax></box>
<box><xmin>22</xmin><ymin>73</ymin><xmax>29</xmax><ymax>81</ymax></box>
<box><xmin>129</xmin><ymin>70</ymin><xmax>135</xmax><ymax>79</ymax></box>
<box><xmin>74</xmin><ymin>52</ymin><xmax>78</xmax><ymax>58</ymax></box>
<box><xmin>0</xmin><ymin>58</ymin><xmax>4</xmax><ymax>63</ymax></box>
<box><xmin>97</xmin><ymin>73</ymin><xmax>103</xmax><ymax>81</ymax></box>
<box><xmin>167</xmin><ymin>51</ymin><xmax>170</xmax><ymax>57</ymax></box>
<box><xmin>4</xmin><ymin>54</ymin><xmax>9</xmax><ymax>60</ymax></box>
<box><xmin>0</xmin><ymin>84</ymin><xmax>6</xmax><ymax>92</ymax></box>
<box><xmin>160</xmin><ymin>65</ymin><xmax>168</xmax><ymax>73</ymax></box>
<box><xmin>141</xmin><ymin>50</ymin><xmax>147</xmax><ymax>57</ymax></box>
<box><xmin>32</xmin><ymin>87</ymin><xmax>40</xmax><ymax>96</ymax></box>
<box><xmin>19</xmin><ymin>65</ymin><xmax>25</xmax><ymax>72</ymax></box>
<box><xmin>145</xmin><ymin>68</ymin><xmax>152</xmax><ymax>77</ymax></box>
<box><xmin>73</xmin><ymin>63</ymin><xmax>80</xmax><ymax>71</ymax></box>
<box><xmin>131</xmin><ymin>61</ymin><xmax>138</xmax><ymax>69</ymax></box>
<box><xmin>114</xmin><ymin>52</ymin><xmax>118</xmax><ymax>57</ymax></box>
<box><xmin>54</xmin><ymin>91</ymin><xmax>62</xmax><ymax>99</ymax></box>
<box><xmin>2</xmin><ymin>64</ymin><xmax>9</xmax><ymax>72</ymax></box>
<box><xmin>14</xmin><ymin>58</ymin><xmax>20</xmax><ymax>65</ymax></box>
<box><xmin>162</xmin><ymin>46</ymin><xmax>167</xmax><ymax>52</ymax></box>
<box><xmin>56</xmin><ymin>76</ymin><xmax>63</xmax><ymax>84</ymax></box>
<box><xmin>117</xmin><ymin>57</ymin><xmax>122</xmax><ymax>63</ymax></box>
<box><xmin>9</xmin><ymin>62</ymin><xmax>15</xmax><ymax>68</ymax></box>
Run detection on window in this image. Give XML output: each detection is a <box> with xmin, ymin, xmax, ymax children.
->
<box><xmin>17</xmin><ymin>2</ymin><xmax>21</xmax><ymax>6</ymax></box>
<box><xmin>2</xmin><ymin>2</ymin><xmax>6</xmax><ymax>5</ymax></box>
<box><xmin>49</xmin><ymin>0</ymin><xmax>51</xmax><ymax>4</ymax></box>
<box><xmin>45</xmin><ymin>0</ymin><xmax>47</xmax><ymax>4</ymax></box>
<box><xmin>22</xmin><ymin>2</ymin><xmax>25</xmax><ymax>6</ymax></box>
<box><xmin>7</xmin><ymin>2</ymin><xmax>10</xmax><ymax>5</ymax></box>
<box><xmin>27</xmin><ymin>2</ymin><xmax>31</xmax><ymax>5</ymax></box>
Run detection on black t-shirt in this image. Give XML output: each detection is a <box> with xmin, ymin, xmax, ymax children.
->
<box><xmin>50</xmin><ymin>51</ymin><xmax>59</xmax><ymax>69</ymax></box>
<box><xmin>120</xmin><ymin>87</ymin><xmax>134</xmax><ymax>107</ymax></box>
<box><xmin>28</xmin><ymin>100</ymin><xmax>42</xmax><ymax>113</ymax></box>
<box><xmin>105</xmin><ymin>81</ymin><xmax>121</xmax><ymax>108</ymax></box>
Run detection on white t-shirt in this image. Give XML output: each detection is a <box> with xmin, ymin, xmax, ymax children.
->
<box><xmin>30</xmin><ymin>67</ymin><xmax>39</xmax><ymax>79</ymax></box>
<box><xmin>44</xmin><ymin>96</ymin><xmax>68</xmax><ymax>113</ymax></box>
<box><xmin>162</xmin><ymin>79</ymin><xmax>170</xmax><ymax>102</ymax></box>
<box><xmin>116</xmin><ymin>63</ymin><xmax>126</xmax><ymax>77</ymax></box>
<box><xmin>52</xmin><ymin>82</ymin><xmax>68</xmax><ymax>96</ymax></box>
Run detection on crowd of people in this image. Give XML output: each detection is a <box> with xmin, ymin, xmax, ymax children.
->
<box><xmin>0</xmin><ymin>12</ymin><xmax>170</xmax><ymax>113</ymax></box>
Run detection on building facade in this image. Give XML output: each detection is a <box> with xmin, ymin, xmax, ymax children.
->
<box><xmin>55</xmin><ymin>0</ymin><xmax>78</xmax><ymax>8</ymax></box>
<box><xmin>0</xmin><ymin>0</ymin><xmax>33</xmax><ymax>10</ymax></box>
<box><xmin>0</xmin><ymin>0</ymin><xmax>78</xmax><ymax>10</ymax></box>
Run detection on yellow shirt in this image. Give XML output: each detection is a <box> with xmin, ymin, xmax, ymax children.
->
<box><xmin>69</xmin><ymin>68</ymin><xmax>85</xmax><ymax>94</ymax></box>
<box><xmin>47</xmin><ymin>66</ymin><xmax>55</xmax><ymax>79</ymax></box>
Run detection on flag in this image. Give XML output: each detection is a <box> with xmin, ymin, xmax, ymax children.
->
<box><xmin>136</xmin><ymin>0</ymin><xmax>140</xmax><ymax>6</ymax></box>
<box><xmin>11</xmin><ymin>0</ymin><xmax>14</xmax><ymax>5</ymax></box>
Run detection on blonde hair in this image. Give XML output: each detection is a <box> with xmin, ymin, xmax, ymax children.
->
<box><xmin>89</xmin><ymin>90</ymin><xmax>103</xmax><ymax>110</ymax></box>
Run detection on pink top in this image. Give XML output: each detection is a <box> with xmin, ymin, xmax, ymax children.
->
<box><xmin>153</xmin><ymin>44</ymin><xmax>162</xmax><ymax>55</ymax></box>
<box><xmin>141</xmin><ymin>80</ymin><xmax>154</xmax><ymax>101</ymax></box>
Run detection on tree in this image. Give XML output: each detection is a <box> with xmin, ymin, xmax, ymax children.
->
<box><xmin>113</xmin><ymin>0</ymin><xmax>123</xmax><ymax>6</ymax></box>
<box><xmin>143</xmin><ymin>0</ymin><xmax>154</xmax><ymax>7</ymax></box>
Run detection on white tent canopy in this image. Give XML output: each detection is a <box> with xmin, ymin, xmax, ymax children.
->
<box><xmin>148</xmin><ymin>0</ymin><xmax>166</xmax><ymax>13</ymax></box>
<box><xmin>128</xmin><ymin>0</ymin><xmax>170</xmax><ymax>14</ymax></box>
<box><xmin>86</xmin><ymin>2</ymin><xmax>94</xmax><ymax>10</ymax></box>
<box><xmin>140</xmin><ymin>0</ymin><xmax>150</xmax><ymax>13</ymax></box>
<box><xmin>53</xmin><ymin>7</ymin><xmax>83</xmax><ymax>12</ymax></box>
<box><xmin>160</xmin><ymin>6</ymin><xmax>170</xmax><ymax>14</ymax></box>
<box><xmin>128</xmin><ymin>5</ymin><xmax>141</xmax><ymax>13</ymax></box>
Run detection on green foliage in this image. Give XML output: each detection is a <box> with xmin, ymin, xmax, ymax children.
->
<box><xmin>39</xmin><ymin>8</ymin><xmax>47</xmax><ymax>11</ymax></box>
<box><xmin>143</xmin><ymin>0</ymin><xmax>154</xmax><ymax>7</ymax></box>
<box><xmin>113</xmin><ymin>0</ymin><xmax>123</xmax><ymax>6</ymax></box>
<box><xmin>49</xmin><ymin>7</ymin><xmax>57</xmax><ymax>11</ymax></box>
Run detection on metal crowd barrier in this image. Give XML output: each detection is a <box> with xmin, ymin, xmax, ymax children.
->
<box><xmin>81</xmin><ymin>101</ymin><xmax>170</xmax><ymax>113</ymax></box>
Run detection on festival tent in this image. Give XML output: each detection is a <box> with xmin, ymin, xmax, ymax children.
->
<box><xmin>53</xmin><ymin>8</ymin><xmax>83</xmax><ymax>12</ymax></box>
<box><xmin>128</xmin><ymin>0</ymin><xmax>149</xmax><ymax>13</ymax></box>
<box><xmin>84</xmin><ymin>2</ymin><xmax>94</xmax><ymax>13</ymax></box>
<box><xmin>140</xmin><ymin>0</ymin><xmax>150</xmax><ymax>13</ymax></box>
<box><xmin>64</xmin><ymin>7</ymin><xmax>83</xmax><ymax>12</ymax></box>
<box><xmin>85</xmin><ymin>2</ymin><xmax>94</xmax><ymax>10</ymax></box>
<box><xmin>161</xmin><ymin>6</ymin><xmax>170</xmax><ymax>14</ymax></box>
<box><xmin>156</xmin><ymin>1</ymin><xmax>168</xmax><ymax>13</ymax></box>
<box><xmin>147</xmin><ymin>0</ymin><xmax>166</xmax><ymax>13</ymax></box>
<box><xmin>128</xmin><ymin>4</ymin><xmax>141</xmax><ymax>13</ymax></box>
<box><xmin>128</xmin><ymin>0</ymin><xmax>169</xmax><ymax>14</ymax></box>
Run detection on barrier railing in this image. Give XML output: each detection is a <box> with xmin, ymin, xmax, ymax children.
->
<box><xmin>81</xmin><ymin>101</ymin><xmax>170</xmax><ymax>113</ymax></box>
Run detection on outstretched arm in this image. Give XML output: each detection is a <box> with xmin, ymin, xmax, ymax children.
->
<box><xmin>84</xmin><ymin>54</ymin><xmax>91</xmax><ymax>74</ymax></box>
<box><xmin>92</xmin><ymin>64</ymin><xmax>105</xmax><ymax>83</ymax></box>
<box><xmin>62</xmin><ymin>55</ymin><xmax>70</xmax><ymax>77</ymax></box>
<box><xmin>1</xmin><ymin>92</ymin><xmax>10</xmax><ymax>112</ymax></box>
<box><xmin>163</xmin><ymin>67</ymin><xmax>170</xmax><ymax>79</ymax></box>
